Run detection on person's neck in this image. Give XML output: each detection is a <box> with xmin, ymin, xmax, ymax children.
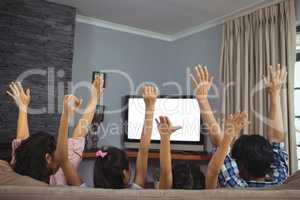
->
<box><xmin>252</xmin><ymin>177</ymin><xmax>265</xmax><ymax>182</ymax></box>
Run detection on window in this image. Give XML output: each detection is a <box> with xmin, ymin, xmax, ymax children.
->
<box><xmin>296</xmin><ymin>26</ymin><xmax>300</xmax><ymax>169</ymax></box>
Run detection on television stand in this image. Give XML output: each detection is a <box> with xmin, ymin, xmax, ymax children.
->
<box><xmin>83</xmin><ymin>150</ymin><xmax>211</xmax><ymax>161</ymax></box>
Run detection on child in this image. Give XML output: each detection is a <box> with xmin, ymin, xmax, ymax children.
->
<box><xmin>7</xmin><ymin>75</ymin><xmax>104</xmax><ymax>185</ymax></box>
<box><xmin>206</xmin><ymin>112</ymin><xmax>249</xmax><ymax>189</ymax></box>
<box><xmin>155</xmin><ymin>116</ymin><xmax>181</xmax><ymax>189</ymax></box>
<box><xmin>172</xmin><ymin>162</ymin><xmax>206</xmax><ymax>189</ymax></box>
<box><xmin>9</xmin><ymin>92</ymin><xmax>82</xmax><ymax>185</ymax></box>
<box><xmin>191</xmin><ymin>65</ymin><xmax>288</xmax><ymax>188</ymax></box>
<box><xmin>93</xmin><ymin>85</ymin><xmax>156</xmax><ymax>189</ymax></box>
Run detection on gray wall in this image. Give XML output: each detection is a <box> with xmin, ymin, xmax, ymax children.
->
<box><xmin>296</xmin><ymin>0</ymin><xmax>300</xmax><ymax>22</ymax></box>
<box><xmin>73</xmin><ymin>22</ymin><xmax>222</xmax><ymax>186</ymax></box>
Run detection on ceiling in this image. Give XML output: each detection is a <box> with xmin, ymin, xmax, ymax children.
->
<box><xmin>48</xmin><ymin>0</ymin><xmax>267</xmax><ymax>36</ymax></box>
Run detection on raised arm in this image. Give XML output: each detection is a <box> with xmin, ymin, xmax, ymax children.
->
<box><xmin>6</xmin><ymin>82</ymin><xmax>31</xmax><ymax>140</ymax></box>
<box><xmin>55</xmin><ymin>95</ymin><xmax>82</xmax><ymax>186</ymax></box>
<box><xmin>156</xmin><ymin>116</ymin><xmax>181</xmax><ymax>189</ymax></box>
<box><xmin>206</xmin><ymin>112</ymin><xmax>249</xmax><ymax>189</ymax></box>
<box><xmin>264</xmin><ymin>65</ymin><xmax>286</xmax><ymax>143</ymax></box>
<box><xmin>191</xmin><ymin>65</ymin><xmax>222</xmax><ymax>146</ymax></box>
<box><xmin>72</xmin><ymin>75</ymin><xmax>104</xmax><ymax>138</ymax></box>
<box><xmin>134</xmin><ymin>85</ymin><xmax>157</xmax><ymax>188</ymax></box>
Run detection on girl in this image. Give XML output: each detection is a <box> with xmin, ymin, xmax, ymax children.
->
<box><xmin>93</xmin><ymin>85</ymin><xmax>156</xmax><ymax>189</ymax></box>
<box><xmin>7</xmin><ymin>75</ymin><xmax>104</xmax><ymax>185</ymax></box>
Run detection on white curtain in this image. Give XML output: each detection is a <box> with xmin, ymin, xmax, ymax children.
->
<box><xmin>220</xmin><ymin>0</ymin><xmax>297</xmax><ymax>172</ymax></box>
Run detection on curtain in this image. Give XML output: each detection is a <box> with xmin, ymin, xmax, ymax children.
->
<box><xmin>220</xmin><ymin>0</ymin><xmax>297</xmax><ymax>172</ymax></box>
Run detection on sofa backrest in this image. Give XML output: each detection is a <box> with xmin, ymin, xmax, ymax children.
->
<box><xmin>0</xmin><ymin>186</ymin><xmax>300</xmax><ymax>200</ymax></box>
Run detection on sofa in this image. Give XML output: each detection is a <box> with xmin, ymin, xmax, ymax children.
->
<box><xmin>1</xmin><ymin>160</ymin><xmax>300</xmax><ymax>200</ymax></box>
<box><xmin>0</xmin><ymin>186</ymin><xmax>300</xmax><ymax>200</ymax></box>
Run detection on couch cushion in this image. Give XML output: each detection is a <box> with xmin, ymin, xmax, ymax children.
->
<box><xmin>0</xmin><ymin>186</ymin><xmax>300</xmax><ymax>200</ymax></box>
<box><xmin>0</xmin><ymin>160</ymin><xmax>47</xmax><ymax>187</ymax></box>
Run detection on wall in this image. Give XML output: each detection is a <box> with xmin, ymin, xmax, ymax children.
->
<box><xmin>73</xmin><ymin>22</ymin><xmax>223</xmax><ymax>186</ymax></box>
<box><xmin>0</xmin><ymin>0</ymin><xmax>76</xmax><ymax>160</ymax></box>
<box><xmin>296</xmin><ymin>0</ymin><xmax>300</xmax><ymax>22</ymax></box>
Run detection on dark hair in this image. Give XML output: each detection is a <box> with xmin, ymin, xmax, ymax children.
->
<box><xmin>13</xmin><ymin>131</ymin><xmax>56</xmax><ymax>183</ymax></box>
<box><xmin>231</xmin><ymin>135</ymin><xmax>274</xmax><ymax>179</ymax></box>
<box><xmin>93</xmin><ymin>146</ymin><xmax>129</xmax><ymax>189</ymax></box>
<box><xmin>172</xmin><ymin>162</ymin><xmax>194</xmax><ymax>189</ymax></box>
<box><xmin>190</xmin><ymin>164</ymin><xmax>205</xmax><ymax>189</ymax></box>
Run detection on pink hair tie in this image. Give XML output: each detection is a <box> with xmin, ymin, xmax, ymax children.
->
<box><xmin>96</xmin><ymin>150</ymin><xmax>108</xmax><ymax>158</ymax></box>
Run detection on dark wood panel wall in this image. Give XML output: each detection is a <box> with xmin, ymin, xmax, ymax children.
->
<box><xmin>0</xmin><ymin>0</ymin><xmax>76</xmax><ymax>160</ymax></box>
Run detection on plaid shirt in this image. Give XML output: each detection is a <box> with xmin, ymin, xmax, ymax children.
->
<box><xmin>218</xmin><ymin>143</ymin><xmax>288</xmax><ymax>188</ymax></box>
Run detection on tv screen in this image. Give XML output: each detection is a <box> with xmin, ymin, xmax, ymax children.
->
<box><xmin>126</xmin><ymin>96</ymin><xmax>201</xmax><ymax>143</ymax></box>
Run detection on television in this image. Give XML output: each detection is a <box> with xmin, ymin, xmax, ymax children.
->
<box><xmin>122</xmin><ymin>95</ymin><xmax>205</xmax><ymax>152</ymax></box>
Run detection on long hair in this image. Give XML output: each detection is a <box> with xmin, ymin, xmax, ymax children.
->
<box><xmin>93</xmin><ymin>146</ymin><xmax>129</xmax><ymax>189</ymax></box>
<box><xmin>13</xmin><ymin>131</ymin><xmax>56</xmax><ymax>183</ymax></box>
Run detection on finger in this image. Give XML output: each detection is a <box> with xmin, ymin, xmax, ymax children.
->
<box><xmin>160</xmin><ymin>116</ymin><xmax>165</xmax><ymax>124</ymax></box>
<box><xmin>191</xmin><ymin>74</ymin><xmax>198</xmax><ymax>87</ymax></box>
<box><xmin>277</xmin><ymin>64</ymin><xmax>281</xmax><ymax>73</ymax></box>
<box><xmin>210</xmin><ymin>76</ymin><xmax>214</xmax><ymax>85</ymax></box>
<box><xmin>155</xmin><ymin>118</ymin><xmax>160</xmax><ymax>125</ymax></box>
<box><xmin>99</xmin><ymin>75</ymin><xmax>104</xmax><ymax>87</ymax></box>
<box><xmin>199</xmin><ymin>66</ymin><xmax>205</xmax><ymax>80</ymax></box>
<box><xmin>16</xmin><ymin>82</ymin><xmax>24</xmax><ymax>94</ymax></box>
<box><xmin>142</xmin><ymin>85</ymin><xmax>147</xmax><ymax>96</ymax></box>
<box><xmin>195</xmin><ymin>65</ymin><xmax>202</xmax><ymax>81</ymax></box>
<box><xmin>76</xmin><ymin>99</ymin><xmax>83</xmax><ymax>108</ymax></box>
<box><xmin>227</xmin><ymin>114</ymin><xmax>233</xmax><ymax>121</ymax></box>
<box><xmin>263</xmin><ymin>76</ymin><xmax>268</xmax><ymax>86</ymax></box>
<box><xmin>9</xmin><ymin>84</ymin><xmax>18</xmax><ymax>96</ymax></box>
<box><xmin>204</xmin><ymin>66</ymin><xmax>209</xmax><ymax>81</ymax></box>
<box><xmin>276</xmin><ymin>64</ymin><xmax>281</xmax><ymax>80</ymax></box>
<box><xmin>172</xmin><ymin>126</ymin><xmax>182</xmax><ymax>132</ymax></box>
<box><xmin>280</xmin><ymin>67</ymin><xmax>287</xmax><ymax>82</ymax></box>
<box><xmin>165</xmin><ymin>117</ymin><xmax>171</xmax><ymax>127</ymax></box>
<box><xmin>6</xmin><ymin>91</ymin><xmax>16</xmax><ymax>100</ymax></box>
<box><xmin>269</xmin><ymin>66</ymin><xmax>275</xmax><ymax>81</ymax></box>
<box><xmin>150</xmin><ymin>86</ymin><xmax>155</xmax><ymax>95</ymax></box>
<box><xmin>26</xmin><ymin>88</ymin><xmax>30</xmax><ymax>97</ymax></box>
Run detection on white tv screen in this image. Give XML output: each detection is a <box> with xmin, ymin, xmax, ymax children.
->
<box><xmin>127</xmin><ymin>97</ymin><xmax>201</xmax><ymax>142</ymax></box>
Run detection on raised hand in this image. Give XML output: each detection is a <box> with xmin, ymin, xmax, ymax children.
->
<box><xmin>92</xmin><ymin>74</ymin><xmax>104</xmax><ymax>100</ymax></box>
<box><xmin>191</xmin><ymin>65</ymin><xmax>214</xmax><ymax>101</ymax></box>
<box><xmin>264</xmin><ymin>64</ymin><xmax>287</xmax><ymax>96</ymax></box>
<box><xmin>63</xmin><ymin>95</ymin><xmax>82</xmax><ymax>118</ymax></box>
<box><xmin>6</xmin><ymin>81</ymin><xmax>31</xmax><ymax>110</ymax></box>
<box><xmin>155</xmin><ymin>116</ymin><xmax>182</xmax><ymax>137</ymax></box>
<box><xmin>142</xmin><ymin>85</ymin><xmax>157</xmax><ymax>108</ymax></box>
<box><xmin>224</xmin><ymin>112</ymin><xmax>249</xmax><ymax>140</ymax></box>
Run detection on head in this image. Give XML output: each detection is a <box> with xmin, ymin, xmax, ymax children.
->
<box><xmin>93</xmin><ymin>146</ymin><xmax>130</xmax><ymax>189</ymax></box>
<box><xmin>172</xmin><ymin>163</ymin><xmax>194</xmax><ymax>189</ymax></box>
<box><xmin>13</xmin><ymin>132</ymin><xmax>58</xmax><ymax>183</ymax></box>
<box><xmin>190</xmin><ymin>164</ymin><xmax>205</xmax><ymax>189</ymax></box>
<box><xmin>231</xmin><ymin>135</ymin><xmax>274</xmax><ymax>180</ymax></box>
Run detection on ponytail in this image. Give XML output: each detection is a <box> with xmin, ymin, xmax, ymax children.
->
<box><xmin>93</xmin><ymin>146</ymin><xmax>129</xmax><ymax>189</ymax></box>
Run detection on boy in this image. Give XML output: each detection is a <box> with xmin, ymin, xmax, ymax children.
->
<box><xmin>191</xmin><ymin>65</ymin><xmax>288</xmax><ymax>188</ymax></box>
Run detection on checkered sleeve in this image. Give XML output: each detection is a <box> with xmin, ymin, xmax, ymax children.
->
<box><xmin>218</xmin><ymin>152</ymin><xmax>249</xmax><ymax>188</ymax></box>
<box><xmin>271</xmin><ymin>143</ymin><xmax>288</xmax><ymax>184</ymax></box>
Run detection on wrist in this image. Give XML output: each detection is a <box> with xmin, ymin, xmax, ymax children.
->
<box><xmin>160</xmin><ymin>133</ymin><xmax>171</xmax><ymax>140</ymax></box>
<box><xmin>270</xmin><ymin>94</ymin><xmax>280</xmax><ymax>104</ymax></box>
<box><xmin>61</xmin><ymin>111</ymin><xmax>71</xmax><ymax>121</ymax></box>
<box><xmin>269</xmin><ymin>90</ymin><xmax>280</xmax><ymax>98</ymax></box>
<box><xmin>19</xmin><ymin>106</ymin><xmax>28</xmax><ymax>113</ymax></box>
<box><xmin>197</xmin><ymin>97</ymin><xmax>209</xmax><ymax>105</ymax></box>
<box><xmin>145</xmin><ymin>104</ymin><xmax>155</xmax><ymax>110</ymax></box>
